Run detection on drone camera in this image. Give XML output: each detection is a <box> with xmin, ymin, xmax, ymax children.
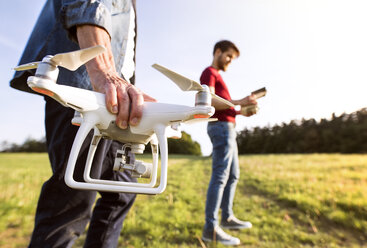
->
<box><xmin>113</xmin><ymin>144</ymin><xmax>152</xmax><ymax>178</ymax></box>
<box><xmin>131</xmin><ymin>160</ymin><xmax>152</xmax><ymax>178</ymax></box>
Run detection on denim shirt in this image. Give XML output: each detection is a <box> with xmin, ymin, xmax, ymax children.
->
<box><xmin>10</xmin><ymin>0</ymin><xmax>137</xmax><ymax>94</ymax></box>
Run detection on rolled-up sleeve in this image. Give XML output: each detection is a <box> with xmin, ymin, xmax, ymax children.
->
<box><xmin>61</xmin><ymin>0</ymin><xmax>112</xmax><ymax>42</ymax></box>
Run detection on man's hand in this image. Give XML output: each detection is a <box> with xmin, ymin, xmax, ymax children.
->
<box><xmin>76</xmin><ymin>25</ymin><xmax>155</xmax><ymax>129</ymax></box>
<box><xmin>87</xmin><ymin>69</ymin><xmax>155</xmax><ymax>128</ymax></box>
<box><xmin>237</xmin><ymin>94</ymin><xmax>257</xmax><ymax>107</ymax></box>
<box><xmin>238</xmin><ymin>95</ymin><xmax>257</xmax><ymax>117</ymax></box>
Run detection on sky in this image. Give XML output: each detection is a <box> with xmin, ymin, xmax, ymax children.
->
<box><xmin>1</xmin><ymin>0</ymin><xmax>367</xmax><ymax>155</ymax></box>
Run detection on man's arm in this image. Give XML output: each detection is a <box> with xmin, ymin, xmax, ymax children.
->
<box><xmin>76</xmin><ymin>25</ymin><xmax>154</xmax><ymax>129</ymax></box>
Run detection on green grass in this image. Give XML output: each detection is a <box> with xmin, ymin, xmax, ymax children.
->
<box><xmin>0</xmin><ymin>153</ymin><xmax>51</xmax><ymax>248</ymax></box>
<box><xmin>1</xmin><ymin>153</ymin><xmax>367</xmax><ymax>247</ymax></box>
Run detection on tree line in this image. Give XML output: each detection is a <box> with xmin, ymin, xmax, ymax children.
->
<box><xmin>1</xmin><ymin>137</ymin><xmax>47</xmax><ymax>153</ymax></box>
<box><xmin>237</xmin><ymin>108</ymin><xmax>367</xmax><ymax>154</ymax></box>
<box><xmin>3</xmin><ymin>108</ymin><xmax>367</xmax><ymax>155</ymax></box>
<box><xmin>1</xmin><ymin>131</ymin><xmax>202</xmax><ymax>155</ymax></box>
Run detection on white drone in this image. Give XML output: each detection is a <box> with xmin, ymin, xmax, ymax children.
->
<box><xmin>14</xmin><ymin>45</ymin><xmax>234</xmax><ymax>194</ymax></box>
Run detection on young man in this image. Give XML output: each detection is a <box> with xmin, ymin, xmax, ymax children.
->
<box><xmin>10</xmin><ymin>0</ymin><xmax>154</xmax><ymax>247</ymax></box>
<box><xmin>200</xmin><ymin>40</ymin><xmax>257</xmax><ymax>246</ymax></box>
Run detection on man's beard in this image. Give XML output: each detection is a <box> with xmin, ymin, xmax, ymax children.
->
<box><xmin>217</xmin><ymin>55</ymin><xmax>228</xmax><ymax>71</ymax></box>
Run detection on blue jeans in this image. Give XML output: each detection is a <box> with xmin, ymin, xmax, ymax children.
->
<box><xmin>205</xmin><ymin>121</ymin><xmax>240</xmax><ymax>231</ymax></box>
<box><xmin>28</xmin><ymin>97</ymin><xmax>136</xmax><ymax>248</ymax></box>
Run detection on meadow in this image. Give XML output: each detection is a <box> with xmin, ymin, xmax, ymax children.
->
<box><xmin>0</xmin><ymin>153</ymin><xmax>366</xmax><ymax>248</ymax></box>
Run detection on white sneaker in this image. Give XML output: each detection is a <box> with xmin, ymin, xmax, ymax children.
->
<box><xmin>202</xmin><ymin>225</ymin><xmax>240</xmax><ymax>246</ymax></box>
<box><xmin>221</xmin><ymin>216</ymin><xmax>252</xmax><ymax>230</ymax></box>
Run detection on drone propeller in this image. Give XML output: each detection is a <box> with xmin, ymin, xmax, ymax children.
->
<box><xmin>152</xmin><ymin>64</ymin><xmax>202</xmax><ymax>91</ymax></box>
<box><xmin>14</xmin><ymin>45</ymin><xmax>106</xmax><ymax>72</ymax></box>
<box><xmin>152</xmin><ymin>64</ymin><xmax>235</xmax><ymax>108</ymax></box>
<box><xmin>13</xmin><ymin>62</ymin><xmax>40</xmax><ymax>71</ymax></box>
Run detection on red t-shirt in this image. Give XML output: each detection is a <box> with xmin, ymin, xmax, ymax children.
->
<box><xmin>200</xmin><ymin>66</ymin><xmax>236</xmax><ymax>123</ymax></box>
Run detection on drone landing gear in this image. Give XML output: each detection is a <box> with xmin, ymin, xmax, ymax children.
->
<box><xmin>64</xmin><ymin>120</ymin><xmax>168</xmax><ymax>194</ymax></box>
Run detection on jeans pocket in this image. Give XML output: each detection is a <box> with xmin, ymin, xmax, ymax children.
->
<box><xmin>208</xmin><ymin>122</ymin><xmax>231</xmax><ymax>149</ymax></box>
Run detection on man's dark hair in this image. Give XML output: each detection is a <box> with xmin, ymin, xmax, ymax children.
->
<box><xmin>213</xmin><ymin>40</ymin><xmax>240</xmax><ymax>56</ymax></box>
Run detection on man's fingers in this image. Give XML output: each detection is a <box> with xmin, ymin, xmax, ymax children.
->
<box><xmin>105</xmin><ymin>83</ymin><xmax>118</xmax><ymax>114</ymax></box>
<box><xmin>103</xmin><ymin>76</ymin><xmax>148</xmax><ymax>129</ymax></box>
<box><xmin>249</xmin><ymin>95</ymin><xmax>257</xmax><ymax>104</ymax></box>
<box><xmin>242</xmin><ymin>96</ymin><xmax>257</xmax><ymax>106</ymax></box>
<box><xmin>115</xmin><ymin>84</ymin><xmax>130</xmax><ymax>129</ymax></box>
<box><xmin>128</xmin><ymin>86</ymin><xmax>144</xmax><ymax>126</ymax></box>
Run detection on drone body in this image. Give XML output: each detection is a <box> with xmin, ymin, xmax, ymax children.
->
<box><xmin>15</xmin><ymin>46</ymin><xmax>230</xmax><ymax>194</ymax></box>
<box><xmin>15</xmin><ymin>45</ymin><xmax>233</xmax><ymax>194</ymax></box>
